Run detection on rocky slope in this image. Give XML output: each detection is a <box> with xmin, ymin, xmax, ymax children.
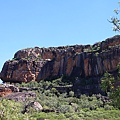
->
<box><xmin>0</xmin><ymin>35</ymin><xmax>120</xmax><ymax>83</ymax></box>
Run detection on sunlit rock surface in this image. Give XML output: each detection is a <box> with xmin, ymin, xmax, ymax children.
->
<box><xmin>0</xmin><ymin>35</ymin><xmax>120</xmax><ymax>83</ymax></box>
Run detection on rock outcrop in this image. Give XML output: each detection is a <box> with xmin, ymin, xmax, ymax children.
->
<box><xmin>0</xmin><ymin>84</ymin><xmax>19</xmax><ymax>97</ymax></box>
<box><xmin>3</xmin><ymin>92</ymin><xmax>36</xmax><ymax>102</ymax></box>
<box><xmin>0</xmin><ymin>35</ymin><xmax>120</xmax><ymax>83</ymax></box>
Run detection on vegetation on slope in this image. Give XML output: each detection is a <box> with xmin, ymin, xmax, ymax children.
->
<box><xmin>0</xmin><ymin>73</ymin><xmax>120</xmax><ymax>120</ymax></box>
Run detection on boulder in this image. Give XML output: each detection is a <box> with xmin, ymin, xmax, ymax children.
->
<box><xmin>22</xmin><ymin>101</ymin><xmax>43</xmax><ymax>113</ymax></box>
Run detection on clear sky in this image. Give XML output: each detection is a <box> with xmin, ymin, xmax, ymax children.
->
<box><xmin>0</xmin><ymin>0</ymin><xmax>119</xmax><ymax>82</ymax></box>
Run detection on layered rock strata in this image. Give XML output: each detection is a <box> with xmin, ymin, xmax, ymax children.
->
<box><xmin>0</xmin><ymin>35</ymin><xmax>120</xmax><ymax>83</ymax></box>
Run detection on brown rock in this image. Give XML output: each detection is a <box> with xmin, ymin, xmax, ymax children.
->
<box><xmin>0</xmin><ymin>84</ymin><xmax>19</xmax><ymax>97</ymax></box>
<box><xmin>3</xmin><ymin>91</ymin><xmax>36</xmax><ymax>102</ymax></box>
<box><xmin>0</xmin><ymin>35</ymin><xmax>120</xmax><ymax>83</ymax></box>
<box><xmin>0</xmin><ymin>87</ymin><xmax>12</xmax><ymax>97</ymax></box>
<box><xmin>66</xmin><ymin>57</ymin><xmax>74</xmax><ymax>76</ymax></box>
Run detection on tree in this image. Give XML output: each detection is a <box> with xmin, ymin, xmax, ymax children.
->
<box><xmin>100</xmin><ymin>1</ymin><xmax>120</xmax><ymax>109</ymax></box>
<box><xmin>101</xmin><ymin>64</ymin><xmax>120</xmax><ymax>108</ymax></box>
<box><xmin>117</xmin><ymin>64</ymin><xmax>120</xmax><ymax>77</ymax></box>
<box><xmin>109</xmin><ymin>2</ymin><xmax>120</xmax><ymax>32</ymax></box>
<box><xmin>101</xmin><ymin>72</ymin><xmax>115</xmax><ymax>93</ymax></box>
<box><xmin>109</xmin><ymin>86</ymin><xmax>120</xmax><ymax>108</ymax></box>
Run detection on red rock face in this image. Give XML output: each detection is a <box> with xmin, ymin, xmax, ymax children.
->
<box><xmin>0</xmin><ymin>35</ymin><xmax>120</xmax><ymax>83</ymax></box>
<box><xmin>0</xmin><ymin>87</ymin><xmax>12</xmax><ymax>97</ymax></box>
<box><xmin>0</xmin><ymin>84</ymin><xmax>19</xmax><ymax>97</ymax></box>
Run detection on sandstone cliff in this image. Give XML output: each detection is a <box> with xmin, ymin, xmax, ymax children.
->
<box><xmin>0</xmin><ymin>35</ymin><xmax>120</xmax><ymax>83</ymax></box>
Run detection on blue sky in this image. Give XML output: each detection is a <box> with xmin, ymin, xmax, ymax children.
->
<box><xmin>0</xmin><ymin>0</ymin><xmax>119</xmax><ymax>82</ymax></box>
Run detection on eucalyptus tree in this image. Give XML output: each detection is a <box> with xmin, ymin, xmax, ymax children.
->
<box><xmin>109</xmin><ymin>2</ymin><xmax>120</xmax><ymax>32</ymax></box>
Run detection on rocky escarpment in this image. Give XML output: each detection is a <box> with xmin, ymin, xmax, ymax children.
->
<box><xmin>0</xmin><ymin>35</ymin><xmax>120</xmax><ymax>83</ymax></box>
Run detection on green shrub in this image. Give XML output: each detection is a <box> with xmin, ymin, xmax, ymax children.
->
<box><xmin>0</xmin><ymin>99</ymin><xmax>29</xmax><ymax>120</ymax></box>
<box><xmin>58</xmin><ymin>105</ymin><xmax>74</xmax><ymax>113</ymax></box>
<box><xmin>104</xmin><ymin>104</ymin><xmax>114</xmax><ymax>110</ymax></box>
<box><xmin>68</xmin><ymin>91</ymin><xmax>74</xmax><ymax>97</ymax></box>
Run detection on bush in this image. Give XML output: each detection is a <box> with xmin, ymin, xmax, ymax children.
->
<box><xmin>0</xmin><ymin>99</ymin><xmax>29</xmax><ymax>120</ymax></box>
<box><xmin>68</xmin><ymin>91</ymin><xmax>74</xmax><ymax>97</ymax></box>
<box><xmin>58</xmin><ymin>105</ymin><xmax>74</xmax><ymax>113</ymax></box>
<box><xmin>104</xmin><ymin>104</ymin><xmax>114</xmax><ymax>110</ymax></box>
